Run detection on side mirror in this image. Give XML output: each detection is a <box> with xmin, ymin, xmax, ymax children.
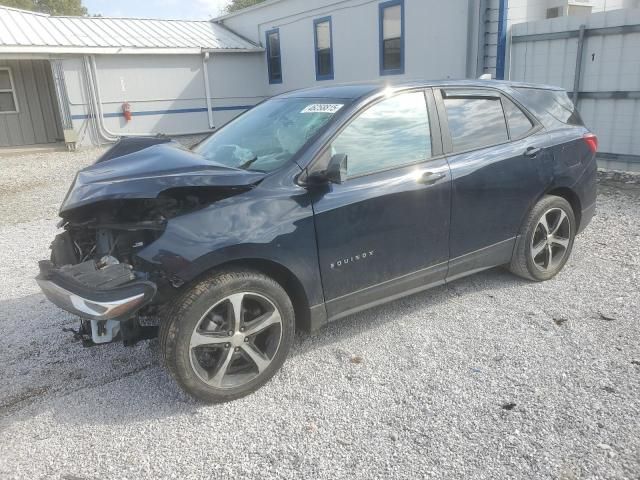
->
<box><xmin>324</xmin><ymin>153</ymin><xmax>348</xmax><ymax>184</ymax></box>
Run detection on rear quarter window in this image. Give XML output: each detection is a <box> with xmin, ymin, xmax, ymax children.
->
<box><xmin>502</xmin><ymin>97</ymin><xmax>535</xmax><ymax>139</ymax></box>
<box><xmin>513</xmin><ymin>87</ymin><xmax>584</xmax><ymax>128</ymax></box>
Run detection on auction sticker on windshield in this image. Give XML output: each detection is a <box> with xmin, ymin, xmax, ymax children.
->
<box><xmin>301</xmin><ymin>104</ymin><xmax>344</xmax><ymax>114</ymax></box>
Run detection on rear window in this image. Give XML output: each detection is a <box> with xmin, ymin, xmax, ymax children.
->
<box><xmin>514</xmin><ymin>87</ymin><xmax>583</xmax><ymax>128</ymax></box>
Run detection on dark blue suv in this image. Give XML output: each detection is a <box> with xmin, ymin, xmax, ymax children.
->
<box><xmin>37</xmin><ymin>80</ymin><xmax>597</xmax><ymax>402</ymax></box>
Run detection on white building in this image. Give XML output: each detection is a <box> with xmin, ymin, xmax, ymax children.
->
<box><xmin>0</xmin><ymin>6</ymin><xmax>266</xmax><ymax>148</ymax></box>
<box><xmin>215</xmin><ymin>0</ymin><xmax>480</xmax><ymax>93</ymax></box>
<box><xmin>0</xmin><ymin>0</ymin><xmax>637</xmax><ymax>163</ymax></box>
<box><xmin>0</xmin><ymin>1</ymin><xmax>482</xmax><ymax>150</ymax></box>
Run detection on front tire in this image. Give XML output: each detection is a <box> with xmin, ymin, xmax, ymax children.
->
<box><xmin>509</xmin><ymin>195</ymin><xmax>576</xmax><ymax>281</ymax></box>
<box><xmin>160</xmin><ymin>269</ymin><xmax>295</xmax><ymax>403</ymax></box>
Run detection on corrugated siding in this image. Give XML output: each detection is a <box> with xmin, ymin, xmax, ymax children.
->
<box><xmin>0</xmin><ymin>60</ymin><xmax>63</xmax><ymax>147</ymax></box>
<box><xmin>0</xmin><ymin>6</ymin><xmax>260</xmax><ymax>51</ymax></box>
<box><xmin>510</xmin><ymin>9</ymin><xmax>640</xmax><ymax>171</ymax></box>
<box><xmin>482</xmin><ymin>0</ymin><xmax>554</xmax><ymax>79</ymax></box>
<box><xmin>484</xmin><ymin>0</ymin><xmax>500</xmax><ymax>76</ymax></box>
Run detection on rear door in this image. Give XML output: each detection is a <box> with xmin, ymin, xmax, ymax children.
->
<box><xmin>435</xmin><ymin>87</ymin><xmax>552</xmax><ymax>279</ymax></box>
<box><xmin>311</xmin><ymin>89</ymin><xmax>451</xmax><ymax>319</ymax></box>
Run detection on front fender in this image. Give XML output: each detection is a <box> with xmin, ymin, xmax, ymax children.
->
<box><xmin>135</xmin><ymin>185</ymin><xmax>324</xmax><ymax>307</ymax></box>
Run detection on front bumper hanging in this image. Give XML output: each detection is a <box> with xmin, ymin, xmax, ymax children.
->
<box><xmin>36</xmin><ymin>260</ymin><xmax>157</xmax><ymax>322</ymax></box>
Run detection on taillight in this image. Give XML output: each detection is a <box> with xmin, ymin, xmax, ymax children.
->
<box><xmin>583</xmin><ymin>133</ymin><xmax>598</xmax><ymax>154</ymax></box>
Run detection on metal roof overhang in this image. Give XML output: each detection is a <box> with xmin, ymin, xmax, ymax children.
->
<box><xmin>0</xmin><ymin>46</ymin><xmax>264</xmax><ymax>55</ymax></box>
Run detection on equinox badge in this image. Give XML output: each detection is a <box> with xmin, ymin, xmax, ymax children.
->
<box><xmin>330</xmin><ymin>250</ymin><xmax>375</xmax><ymax>269</ymax></box>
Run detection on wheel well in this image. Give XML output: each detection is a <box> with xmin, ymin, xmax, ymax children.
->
<box><xmin>547</xmin><ymin>187</ymin><xmax>582</xmax><ymax>230</ymax></box>
<box><xmin>205</xmin><ymin>258</ymin><xmax>312</xmax><ymax>333</ymax></box>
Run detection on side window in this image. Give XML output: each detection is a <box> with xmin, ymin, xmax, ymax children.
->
<box><xmin>332</xmin><ymin>91</ymin><xmax>431</xmax><ymax>177</ymax></box>
<box><xmin>443</xmin><ymin>91</ymin><xmax>508</xmax><ymax>152</ymax></box>
<box><xmin>379</xmin><ymin>0</ymin><xmax>404</xmax><ymax>75</ymax></box>
<box><xmin>266</xmin><ymin>29</ymin><xmax>282</xmax><ymax>84</ymax></box>
<box><xmin>314</xmin><ymin>17</ymin><xmax>334</xmax><ymax>81</ymax></box>
<box><xmin>502</xmin><ymin>97</ymin><xmax>534</xmax><ymax>139</ymax></box>
<box><xmin>0</xmin><ymin>67</ymin><xmax>18</xmax><ymax>113</ymax></box>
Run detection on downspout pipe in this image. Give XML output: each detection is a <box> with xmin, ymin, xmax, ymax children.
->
<box><xmin>466</xmin><ymin>0</ymin><xmax>479</xmax><ymax>78</ymax></box>
<box><xmin>496</xmin><ymin>0</ymin><xmax>508</xmax><ymax>80</ymax></box>
<box><xmin>84</xmin><ymin>56</ymin><xmax>119</xmax><ymax>143</ymax></box>
<box><xmin>202</xmin><ymin>52</ymin><xmax>215</xmax><ymax>130</ymax></box>
<box><xmin>82</xmin><ymin>56</ymin><xmax>108</xmax><ymax>144</ymax></box>
<box><xmin>572</xmin><ymin>24</ymin><xmax>586</xmax><ymax>105</ymax></box>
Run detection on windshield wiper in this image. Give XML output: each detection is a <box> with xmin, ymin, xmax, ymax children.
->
<box><xmin>238</xmin><ymin>155</ymin><xmax>258</xmax><ymax>170</ymax></box>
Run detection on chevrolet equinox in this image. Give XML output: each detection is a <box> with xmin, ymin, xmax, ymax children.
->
<box><xmin>37</xmin><ymin>81</ymin><xmax>598</xmax><ymax>402</ymax></box>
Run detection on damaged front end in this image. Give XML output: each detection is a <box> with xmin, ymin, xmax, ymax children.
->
<box><xmin>37</xmin><ymin>137</ymin><xmax>265</xmax><ymax>347</ymax></box>
<box><xmin>37</xmin><ymin>197</ymin><xmax>170</xmax><ymax>346</ymax></box>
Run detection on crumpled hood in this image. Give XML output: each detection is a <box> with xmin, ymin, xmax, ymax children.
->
<box><xmin>60</xmin><ymin>140</ymin><xmax>266</xmax><ymax>214</ymax></box>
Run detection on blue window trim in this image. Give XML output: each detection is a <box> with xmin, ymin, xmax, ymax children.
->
<box><xmin>496</xmin><ymin>0</ymin><xmax>508</xmax><ymax>80</ymax></box>
<box><xmin>313</xmin><ymin>16</ymin><xmax>334</xmax><ymax>81</ymax></box>
<box><xmin>379</xmin><ymin>0</ymin><xmax>405</xmax><ymax>76</ymax></box>
<box><xmin>265</xmin><ymin>28</ymin><xmax>283</xmax><ymax>85</ymax></box>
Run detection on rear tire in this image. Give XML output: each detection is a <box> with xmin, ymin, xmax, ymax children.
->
<box><xmin>160</xmin><ymin>269</ymin><xmax>295</xmax><ymax>403</ymax></box>
<box><xmin>509</xmin><ymin>195</ymin><xmax>576</xmax><ymax>281</ymax></box>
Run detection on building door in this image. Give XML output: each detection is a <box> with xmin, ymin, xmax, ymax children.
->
<box><xmin>0</xmin><ymin>60</ymin><xmax>63</xmax><ymax>147</ymax></box>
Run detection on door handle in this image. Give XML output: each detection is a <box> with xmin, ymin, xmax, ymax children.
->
<box><xmin>524</xmin><ymin>146</ymin><xmax>541</xmax><ymax>158</ymax></box>
<box><xmin>418</xmin><ymin>171</ymin><xmax>446</xmax><ymax>185</ymax></box>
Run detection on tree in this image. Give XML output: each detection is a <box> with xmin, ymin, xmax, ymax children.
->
<box><xmin>225</xmin><ymin>0</ymin><xmax>266</xmax><ymax>13</ymax></box>
<box><xmin>0</xmin><ymin>0</ymin><xmax>87</xmax><ymax>16</ymax></box>
<box><xmin>0</xmin><ymin>0</ymin><xmax>33</xmax><ymax>9</ymax></box>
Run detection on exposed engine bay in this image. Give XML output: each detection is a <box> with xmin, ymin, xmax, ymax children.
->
<box><xmin>55</xmin><ymin>188</ymin><xmax>237</xmax><ymax>266</ymax></box>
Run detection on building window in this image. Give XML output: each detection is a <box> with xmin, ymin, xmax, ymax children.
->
<box><xmin>266</xmin><ymin>28</ymin><xmax>282</xmax><ymax>84</ymax></box>
<box><xmin>314</xmin><ymin>16</ymin><xmax>334</xmax><ymax>81</ymax></box>
<box><xmin>379</xmin><ymin>0</ymin><xmax>404</xmax><ymax>75</ymax></box>
<box><xmin>0</xmin><ymin>67</ymin><xmax>18</xmax><ymax>113</ymax></box>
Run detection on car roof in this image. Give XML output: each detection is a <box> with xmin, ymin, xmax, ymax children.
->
<box><xmin>276</xmin><ymin>79</ymin><xmax>565</xmax><ymax>102</ymax></box>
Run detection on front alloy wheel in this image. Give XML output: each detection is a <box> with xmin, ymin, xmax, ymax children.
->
<box><xmin>189</xmin><ymin>292</ymin><xmax>283</xmax><ymax>389</ymax></box>
<box><xmin>160</xmin><ymin>270</ymin><xmax>295</xmax><ymax>403</ymax></box>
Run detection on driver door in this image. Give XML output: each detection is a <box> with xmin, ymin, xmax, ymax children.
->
<box><xmin>311</xmin><ymin>90</ymin><xmax>452</xmax><ymax>320</ymax></box>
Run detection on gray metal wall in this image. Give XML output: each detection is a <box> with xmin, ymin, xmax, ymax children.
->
<box><xmin>510</xmin><ymin>8</ymin><xmax>640</xmax><ymax>172</ymax></box>
<box><xmin>61</xmin><ymin>53</ymin><xmax>265</xmax><ymax>147</ymax></box>
<box><xmin>0</xmin><ymin>59</ymin><xmax>63</xmax><ymax>147</ymax></box>
<box><xmin>484</xmin><ymin>1</ymin><xmax>639</xmax><ymax>79</ymax></box>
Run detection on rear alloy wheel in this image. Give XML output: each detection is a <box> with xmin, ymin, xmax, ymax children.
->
<box><xmin>509</xmin><ymin>195</ymin><xmax>576</xmax><ymax>281</ymax></box>
<box><xmin>160</xmin><ymin>270</ymin><xmax>294</xmax><ymax>403</ymax></box>
<box><xmin>530</xmin><ymin>208</ymin><xmax>571</xmax><ymax>272</ymax></box>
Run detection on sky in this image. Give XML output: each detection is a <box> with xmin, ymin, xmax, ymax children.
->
<box><xmin>83</xmin><ymin>0</ymin><xmax>232</xmax><ymax>20</ymax></box>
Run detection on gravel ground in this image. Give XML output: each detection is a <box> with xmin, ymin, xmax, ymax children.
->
<box><xmin>0</xmin><ymin>147</ymin><xmax>638</xmax><ymax>480</ymax></box>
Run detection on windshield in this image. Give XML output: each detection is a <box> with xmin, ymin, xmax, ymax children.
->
<box><xmin>193</xmin><ymin>98</ymin><xmax>346</xmax><ymax>172</ymax></box>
